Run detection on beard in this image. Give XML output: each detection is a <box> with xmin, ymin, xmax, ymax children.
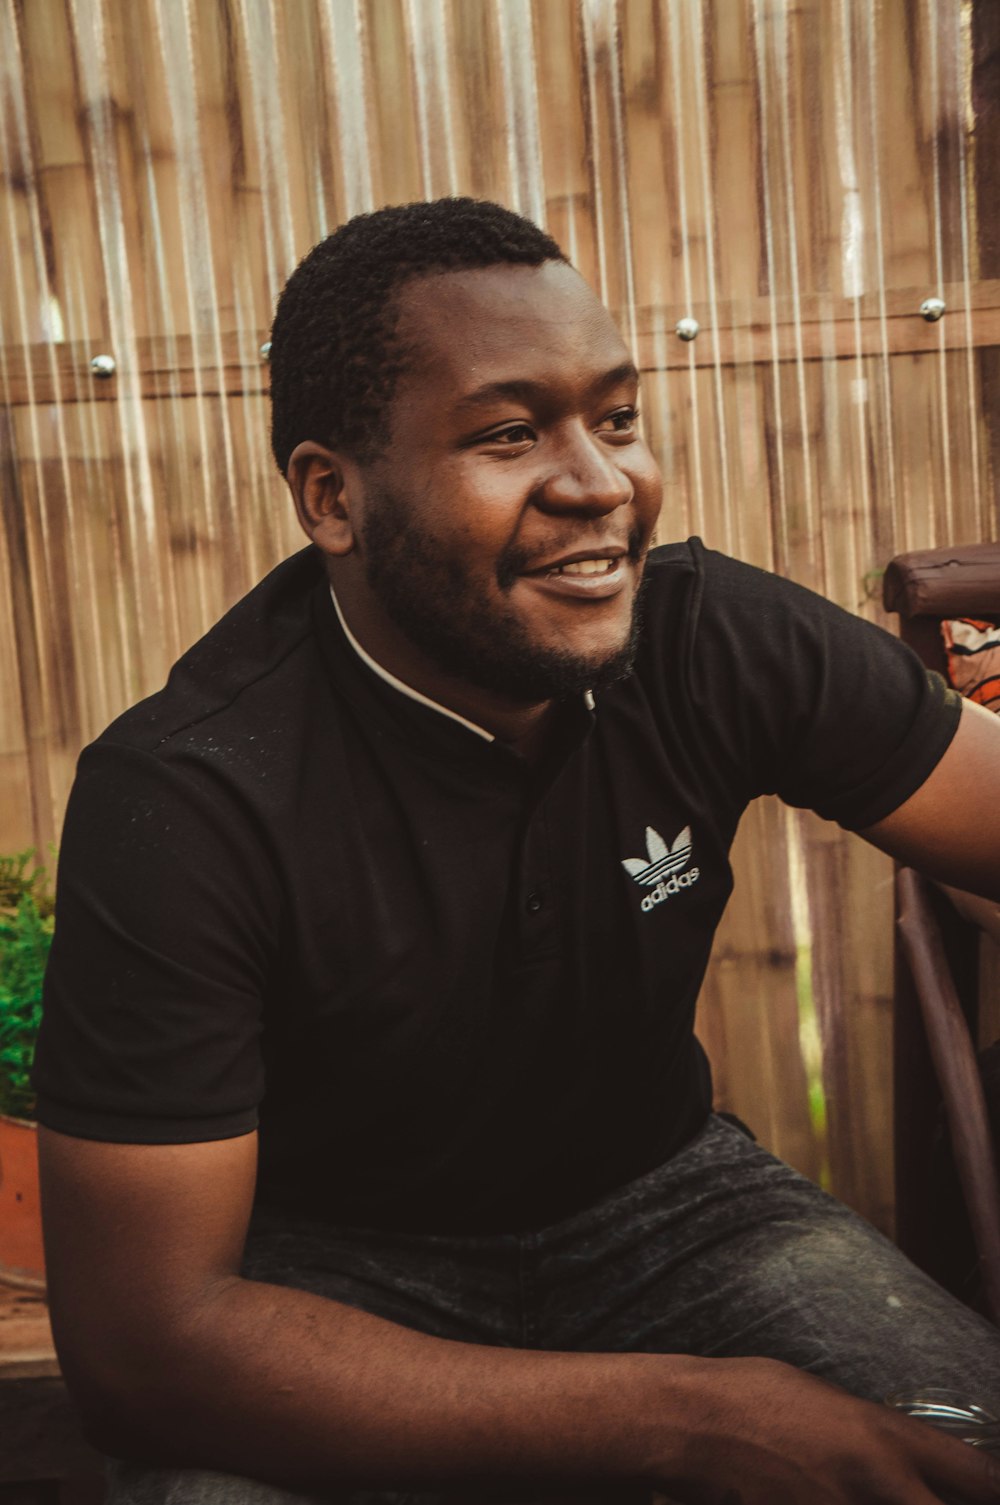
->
<box><xmin>359</xmin><ymin>480</ymin><xmax>647</xmax><ymax>703</ymax></box>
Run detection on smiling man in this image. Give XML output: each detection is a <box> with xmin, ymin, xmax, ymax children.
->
<box><xmin>35</xmin><ymin>200</ymin><xmax>1000</xmax><ymax>1505</ymax></box>
<box><xmin>289</xmin><ymin>250</ymin><xmax>659</xmax><ymax>739</ymax></box>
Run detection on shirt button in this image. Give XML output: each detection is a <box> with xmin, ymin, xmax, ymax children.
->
<box><xmin>525</xmin><ymin>891</ymin><xmax>543</xmax><ymax>914</ymax></box>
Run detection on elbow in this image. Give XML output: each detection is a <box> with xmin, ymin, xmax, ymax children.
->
<box><xmin>53</xmin><ymin>1325</ymin><xmax>212</xmax><ymax>1465</ymax></box>
<box><xmin>77</xmin><ymin>1395</ymin><xmax>196</xmax><ymax>1466</ymax></box>
<box><xmin>59</xmin><ymin>1358</ymin><xmax>171</xmax><ymax>1463</ymax></box>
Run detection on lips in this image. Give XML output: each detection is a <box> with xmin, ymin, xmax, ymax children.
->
<box><xmin>518</xmin><ymin>550</ymin><xmax>630</xmax><ymax>600</ymax></box>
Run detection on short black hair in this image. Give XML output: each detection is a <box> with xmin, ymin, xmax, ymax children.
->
<box><xmin>268</xmin><ymin>198</ymin><xmax>566</xmax><ymax>475</ymax></box>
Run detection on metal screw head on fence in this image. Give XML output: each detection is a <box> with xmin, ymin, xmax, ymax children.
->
<box><xmin>675</xmin><ymin>317</ymin><xmax>700</xmax><ymax>341</ymax></box>
<box><xmin>89</xmin><ymin>353</ymin><xmax>116</xmax><ymax>377</ymax></box>
<box><xmin>920</xmin><ymin>297</ymin><xmax>946</xmax><ymax>322</ymax></box>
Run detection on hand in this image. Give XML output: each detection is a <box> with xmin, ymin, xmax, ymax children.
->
<box><xmin>651</xmin><ymin>1358</ymin><xmax>1000</xmax><ymax>1504</ymax></box>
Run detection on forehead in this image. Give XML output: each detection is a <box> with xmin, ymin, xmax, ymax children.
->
<box><xmin>391</xmin><ymin>261</ymin><xmax>633</xmax><ymax>405</ymax></box>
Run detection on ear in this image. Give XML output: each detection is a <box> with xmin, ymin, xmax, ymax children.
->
<box><xmin>286</xmin><ymin>441</ymin><xmax>358</xmax><ymax>557</ymax></box>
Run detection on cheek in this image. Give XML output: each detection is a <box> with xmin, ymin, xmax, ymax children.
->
<box><xmin>630</xmin><ymin>453</ymin><xmax>663</xmax><ymax>525</ymax></box>
<box><xmin>424</xmin><ymin>462</ymin><xmax>529</xmax><ymax>548</ymax></box>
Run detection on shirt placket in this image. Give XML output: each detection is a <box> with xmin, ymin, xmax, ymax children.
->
<box><xmin>514</xmin><ymin>797</ymin><xmax>560</xmax><ymax>962</ymax></box>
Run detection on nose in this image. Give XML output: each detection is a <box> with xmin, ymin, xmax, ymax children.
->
<box><xmin>537</xmin><ymin>425</ymin><xmax>634</xmax><ymax>516</ymax></box>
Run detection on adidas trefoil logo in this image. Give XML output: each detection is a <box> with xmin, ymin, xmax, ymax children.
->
<box><xmin>621</xmin><ymin>825</ymin><xmax>700</xmax><ymax>913</ymax></box>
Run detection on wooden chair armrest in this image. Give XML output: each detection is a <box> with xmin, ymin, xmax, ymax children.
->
<box><xmin>934</xmin><ymin>883</ymin><xmax>1000</xmax><ymax>949</ymax></box>
<box><xmin>896</xmin><ymin>866</ymin><xmax>1000</xmax><ymax>1324</ymax></box>
<box><xmin>883</xmin><ymin>543</ymin><xmax>1000</xmax><ymax>619</ymax></box>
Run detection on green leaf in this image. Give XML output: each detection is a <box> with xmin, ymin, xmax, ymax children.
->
<box><xmin>0</xmin><ymin>851</ymin><xmax>56</xmax><ymax>1119</ymax></box>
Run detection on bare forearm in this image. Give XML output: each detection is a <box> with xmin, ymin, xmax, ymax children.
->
<box><xmin>66</xmin><ymin>1275</ymin><xmax>1000</xmax><ymax>1505</ymax></box>
<box><xmin>80</xmin><ymin>1274</ymin><xmax>693</xmax><ymax>1493</ymax></box>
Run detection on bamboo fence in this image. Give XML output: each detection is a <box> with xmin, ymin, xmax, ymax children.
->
<box><xmin>2</xmin><ymin>0</ymin><xmax>998</xmax><ymax>1235</ymax></box>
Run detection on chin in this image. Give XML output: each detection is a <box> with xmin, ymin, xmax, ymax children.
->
<box><xmin>518</xmin><ymin>598</ymin><xmax>646</xmax><ymax>700</ymax></box>
<box><xmin>515</xmin><ymin>635</ymin><xmax>640</xmax><ymax>701</ymax></box>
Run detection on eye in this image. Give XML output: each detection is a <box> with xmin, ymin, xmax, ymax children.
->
<box><xmin>481</xmin><ymin>422</ymin><xmax>536</xmax><ymax>446</ymax></box>
<box><xmin>598</xmin><ymin>405</ymin><xmax>640</xmax><ymax>436</ymax></box>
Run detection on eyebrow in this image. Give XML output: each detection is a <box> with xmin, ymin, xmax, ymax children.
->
<box><xmin>452</xmin><ymin>359</ymin><xmax>640</xmax><ymax>413</ymax></box>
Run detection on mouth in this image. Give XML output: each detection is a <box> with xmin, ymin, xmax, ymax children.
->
<box><xmin>518</xmin><ymin>549</ymin><xmax>631</xmax><ymax>600</ymax></box>
<box><xmin>521</xmin><ymin>545</ymin><xmax>628</xmax><ymax>577</ymax></box>
<box><xmin>539</xmin><ymin>556</ymin><xmax>621</xmax><ymax>579</ymax></box>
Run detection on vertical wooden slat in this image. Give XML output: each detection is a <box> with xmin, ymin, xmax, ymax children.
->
<box><xmin>973</xmin><ymin>1</ymin><xmax>1000</xmax><ymax>541</ymax></box>
<box><xmin>317</xmin><ymin>0</ymin><xmax>379</xmax><ymax>223</ymax></box>
<box><xmin>493</xmin><ymin>0</ymin><xmax>547</xmax><ymax>229</ymax></box>
<box><xmin>696</xmin><ymin>797</ymin><xmax>821</xmax><ymax>1185</ymax></box>
<box><xmin>0</xmin><ymin>410</ymin><xmax>55</xmax><ymax>857</ymax></box>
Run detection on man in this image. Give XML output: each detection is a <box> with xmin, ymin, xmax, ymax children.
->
<box><xmin>35</xmin><ymin>198</ymin><xmax>1000</xmax><ymax>1505</ymax></box>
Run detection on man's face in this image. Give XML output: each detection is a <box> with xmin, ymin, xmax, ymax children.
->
<box><xmin>349</xmin><ymin>260</ymin><xmax>663</xmax><ymax>703</ymax></box>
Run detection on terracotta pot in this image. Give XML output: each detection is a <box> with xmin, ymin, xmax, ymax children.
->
<box><xmin>0</xmin><ymin>1113</ymin><xmax>45</xmax><ymax>1289</ymax></box>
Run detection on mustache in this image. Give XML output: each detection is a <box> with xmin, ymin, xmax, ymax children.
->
<box><xmin>495</xmin><ymin>528</ymin><xmax>647</xmax><ymax>591</ymax></box>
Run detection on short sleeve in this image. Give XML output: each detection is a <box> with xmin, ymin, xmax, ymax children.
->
<box><xmin>34</xmin><ymin>742</ymin><xmax>279</xmax><ymax>1143</ymax></box>
<box><xmin>683</xmin><ymin>543</ymin><xmax>963</xmax><ymax>829</ymax></box>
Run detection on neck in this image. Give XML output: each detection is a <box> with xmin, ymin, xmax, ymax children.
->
<box><xmin>329</xmin><ymin>568</ymin><xmax>558</xmax><ymax>754</ymax></box>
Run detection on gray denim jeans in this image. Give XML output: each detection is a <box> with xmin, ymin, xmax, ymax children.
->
<box><xmin>106</xmin><ymin>1114</ymin><xmax>1000</xmax><ymax>1504</ymax></box>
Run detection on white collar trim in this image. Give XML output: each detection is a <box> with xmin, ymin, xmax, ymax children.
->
<box><xmin>329</xmin><ymin>584</ymin><xmax>495</xmax><ymax>742</ymax></box>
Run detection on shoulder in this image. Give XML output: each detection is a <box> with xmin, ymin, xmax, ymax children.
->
<box><xmin>65</xmin><ymin>546</ymin><xmax>332</xmax><ymax>852</ymax></box>
<box><xmin>638</xmin><ymin>538</ymin><xmax>828</xmax><ymax>676</ymax></box>
<box><xmin>94</xmin><ymin>546</ymin><xmax>326</xmax><ymax>763</ymax></box>
<box><xmin>644</xmin><ymin>537</ymin><xmax>825</xmax><ymax>606</ymax></box>
<box><xmin>640</xmin><ymin>537</ymin><xmax>876</xmax><ymax>657</ymax></box>
<box><xmin>641</xmin><ymin>536</ymin><xmax>813</xmax><ymax>609</ymax></box>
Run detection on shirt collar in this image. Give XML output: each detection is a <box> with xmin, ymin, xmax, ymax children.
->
<box><xmin>328</xmin><ymin>583</ymin><xmax>597</xmax><ymax>737</ymax></box>
<box><xmin>329</xmin><ymin>584</ymin><xmax>495</xmax><ymax>742</ymax></box>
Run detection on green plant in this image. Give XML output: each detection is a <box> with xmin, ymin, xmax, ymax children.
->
<box><xmin>0</xmin><ymin>851</ymin><xmax>55</xmax><ymax>1120</ymax></box>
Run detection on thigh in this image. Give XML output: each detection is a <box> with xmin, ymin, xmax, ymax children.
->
<box><xmin>104</xmin><ymin>1459</ymin><xmax>337</xmax><ymax>1504</ymax></box>
<box><xmin>534</xmin><ymin>1115</ymin><xmax>1000</xmax><ymax>1402</ymax></box>
<box><xmin>240</xmin><ymin>1210</ymin><xmax>520</xmax><ymax>1348</ymax></box>
<box><xmin>104</xmin><ymin>1461</ymin><xmax>647</xmax><ymax>1505</ymax></box>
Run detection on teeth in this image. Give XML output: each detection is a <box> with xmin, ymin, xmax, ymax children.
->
<box><xmin>553</xmin><ymin>558</ymin><xmax>617</xmax><ymax>576</ymax></box>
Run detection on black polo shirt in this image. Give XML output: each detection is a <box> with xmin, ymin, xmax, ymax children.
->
<box><xmin>35</xmin><ymin>540</ymin><xmax>960</xmax><ymax>1233</ymax></box>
